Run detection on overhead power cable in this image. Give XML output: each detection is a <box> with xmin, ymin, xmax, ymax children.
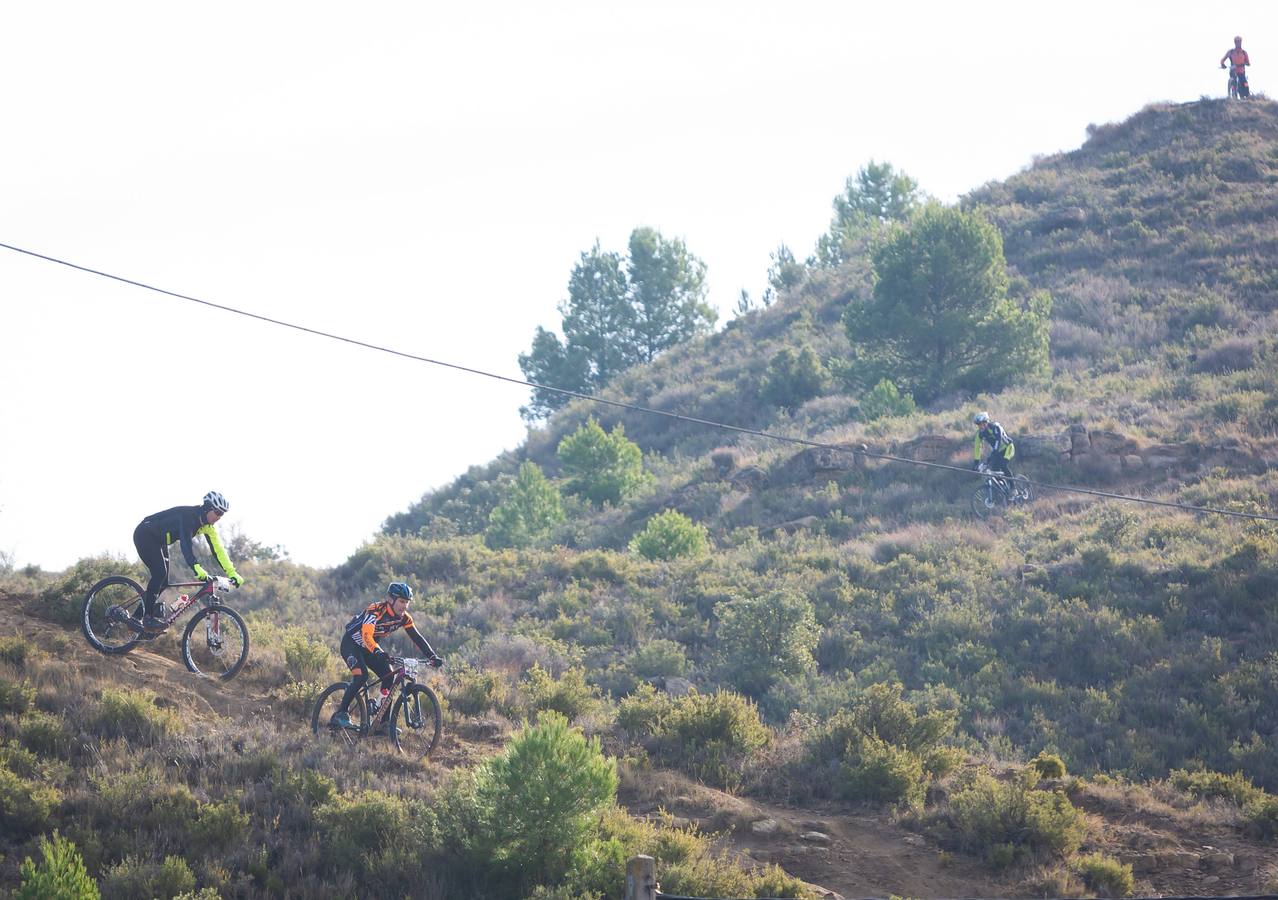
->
<box><xmin>4</xmin><ymin>241</ymin><xmax>1276</xmax><ymax>525</ymax></box>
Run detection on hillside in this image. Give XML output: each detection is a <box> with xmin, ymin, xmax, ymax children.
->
<box><xmin>4</xmin><ymin>98</ymin><xmax>1278</xmax><ymax>898</ymax></box>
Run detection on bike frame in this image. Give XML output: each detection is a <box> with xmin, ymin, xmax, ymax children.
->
<box><xmin>350</xmin><ymin>658</ymin><xmax>420</xmax><ymax>729</ymax></box>
<box><xmin>157</xmin><ymin>578</ymin><xmax>229</xmax><ymax>633</ymax></box>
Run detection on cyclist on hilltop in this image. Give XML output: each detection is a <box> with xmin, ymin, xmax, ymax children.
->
<box><xmin>972</xmin><ymin>412</ymin><xmax>1016</xmax><ymax>483</ymax></box>
<box><xmin>128</xmin><ymin>491</ymin><xmax>243</xmax><ymax>633</ymax></box>
<box><xmin>1221</xmin><ymin>36</ymin><xmax>1251</xmax><ymax>98</ymax></box>
<box><xmin>329</xmin><ymin>582</ymin><xmax>442</xmax><ymax>731</ymax></box>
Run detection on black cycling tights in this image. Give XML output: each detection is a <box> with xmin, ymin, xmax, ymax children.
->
<box><xmin>337</xmin><ymin>634</ymin><xmax>393</xmax><ymax>714</ymax></box>
<box><xmin>132</xmin><ymin>525</ymin><xmax>169</xmax><ymax>617</ymax></box>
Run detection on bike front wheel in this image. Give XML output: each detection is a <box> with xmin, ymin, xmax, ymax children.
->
<box><xmin>390</xmin><ymin>684</ymin><xmax>443</xmax><ymax>759</ymax></box>
<box><xmin>970</xmin><ymin>488</ymin><xmax>997</xmax><ymax>520</ymax></box>
<box><xmin>180</xmin><ymin>605</ymin><xmax>250</xmax><ymax>680</ymax></box>
<box><xmin>82</xmin><ymin>576</ymin><xmax>145</xmax><ymax>654</ymax></box>
<box><xmin>312</xmin><ymin>682</ymin><xmax>368</xmax><ymax>747</ymax></box>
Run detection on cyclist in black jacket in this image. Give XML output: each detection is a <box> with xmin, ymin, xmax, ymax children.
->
<box><xmin>130</xmin><ymin>491</ymin><xmax>243</xmax><ymax>632</ymax></box>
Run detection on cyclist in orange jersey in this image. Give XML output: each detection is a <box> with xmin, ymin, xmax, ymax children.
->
<box><xmin>1221</xmin><ymin>36</ymin><xmax>1251</xmax><ymax>98</ymax></box>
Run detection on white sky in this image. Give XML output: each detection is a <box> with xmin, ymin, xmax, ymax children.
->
<box><xmin>1</xmin><ymin>2</ymin><xmax>1271</xmax><ymax>572</ymax></box>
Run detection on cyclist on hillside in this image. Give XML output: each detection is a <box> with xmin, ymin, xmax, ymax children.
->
<box><xmin>1221</xmin><ymin>36</ymin><xmax>1251</xmax><ymax>98</ymax></box>
<box><xmin>329</xmin><ymin>582</ymin><xmax>442</xmax><ymax>731</ymax></box>
<box><xmin>127</xmin><ymin>491</ymin><xmax>244</xmax><ymax>633</ymax></box>
<box><xmin>972</xmin><ymin>412</ymin><xmax>1016</xmax><ymax>484</ymax></box>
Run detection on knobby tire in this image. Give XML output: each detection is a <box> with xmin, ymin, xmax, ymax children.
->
<box><xmin>390</xmin><ymin>683</ymin><xmax>443</xmax><ymax>759</ymax></box>
<box><xmin>181</xmin><ymin>605</ymin><xmax>250</xmax><ymax>680</ymax></box>
<box><xmin>82</xmin><ymin>576</ymin><xmax>145</xmax><ymax>654</ymax></box>
<box><xmin>312</xmin><ymin>682</ymin><xmax>369</xmax><ymax>748</ymax></box>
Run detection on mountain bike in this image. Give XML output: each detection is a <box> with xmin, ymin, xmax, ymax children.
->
<box><xmin>1225</xmin><ymin>64</ymin><xmax>1249</xmax><ymax>99</ymax></box>
<box><xmin>81</xmin><ymin>575</ymin><xmax>250</xmax><ymax>680</ymax></box>
<box><xmin>311</xmin><ymin>656</ymin><xmax>443</xmax><ymax>760</ymax></box>
<box><xmin>970</xmin><ymin>463</ymin><xmax>1035</xmax><ymax>520</ymax></box>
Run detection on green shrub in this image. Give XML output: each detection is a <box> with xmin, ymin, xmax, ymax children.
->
<box><xmin>282</xmin><ymin>628</ymin><xmax>332</xmax><ymax>680</ymax></box>
<box><xmin>1073</xmin><ymin>852</ymin><xmax>1135</xmax><ymax>897</ymax></box>
<box><xmin>630</xmin><ymin>510</ymin><xmax>709</xmax><ymax>561</ymax></box>
<box><xmin>16</xmin><ymin>831</ymin><xmax>99</xmax><ymax>900</ymax></box>
<box><xmin>949</xmin><ymin>770</ymin><xmax>1085</xmax><ymax>864</ymax></box>
<box><xmin>628</xmin><ymin>639</ymin><xmax>689</xmax><ymax>680</ymax></box>
<box><xmin>660</xmin><ymin>690</ymin><xmax>770</xmax><ymax>789</ymax></box>
<box><xmin>190</xmin><ymin>799</ymin><xmax>249</xmax><ymax>850</ymax></box>
<box><xmin>558</xmin><ymin>419</ymin><xmax>647</xmax><ymax>507</ymax></box>
<box><xmin>100</xmin><ymin>855</ymin><xmax>196</xmax><ymax>900</ymax></box>
<box><xmin>271</xmin><ymin>679</ymin><xmax>325</xmax><ymax>718</ymax></box>
<box><xmin>0</xmin><ymin>634</ymin><xmax>32</xmax><ymax>666</ymax></box>
<box><xmin>761</xmin><ymin>345</ymin><xmax>827</xmax><ymax>410</ymax></box>
<box><xmin>486</xmin><ymin>462</ymin><xmax>566</xmax><ymax>550</ymax></box>
<box><xmin>315</xmin><ymin>789</ymin><xmax>425</xmax><ymax>878</ymax></box>
<box><xmin>1030</xmin><ymin>751</ymin><xmax>1068</xmax><ymax>780</ymax></box>
<box><xmin>0</xmin><ymin>764</ymin><xmax>62</xmax><ymax>839</ymax></box>
<box><xmin>89</xmin><ymin>688</ymin><xmax>178</xmax><ymax>744</ymax></box>
<box><xmin>1170</xmin><ymin>767</ymin><xmax>1256</xmax><ymax>806</ymax></box>
<box><xmin>0</xmin><ymin>677</ymin><xmax>36</xmax><ymax>714</ymax></box>
<box><xmin>523</xmin><ymin>664</ymin><xmax>601</xmax><ymax>720</ymax></box>
<box><xmin>38</xmin><ymin>555</ymin><xmax>138</xmax><ymax>625</ymax></box>
<box><xmin>471</xmin><ymin>711</ymin><xmax>618</xmax><ymax>889</ymax></box>
<box><xmin>840</xmin><ymin>732</ymin><xmax>927</xmax><ymax>807</ymax></box>
<box><xmin>859</xmin><ymin>378</ymin><xmax>917</xmax><ymax>421</ymax></box>
<box><xmin>616</xmin><ymin>682</ymin><xmax>674</xmax><ymax>738</ymax></box>
<box><xmin>713</xmin><ymin>590</ymin><xmax>818</xmax><ymax>696</ymax></box>
<box><xmin>17</xmin><ymin>710</ymin><xmax>75</xmax><ymax>759</ymax></box>
<box><xmin>449</xmin><ymin>664</ymin><xmax>513</xmax><ymax>716</ymax></box>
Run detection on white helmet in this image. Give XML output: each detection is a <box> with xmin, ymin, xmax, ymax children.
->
<box><xmin>202</xmin><ymin>491</ymin><xmax>229</xmax><ymax>513</ymax></box>
<box><xmin>973</xmin><ymin>412</ymin><xmax>990</xmax><ymax>425</ymax></box>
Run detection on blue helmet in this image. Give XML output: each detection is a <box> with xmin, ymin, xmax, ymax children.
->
<box><xmin>387</xmin><ymin>582</ymin><xmax>413</xmax><ymax>601</ymax></box>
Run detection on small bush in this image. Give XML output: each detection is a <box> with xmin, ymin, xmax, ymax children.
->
<box><xmin>1170</xmin><ymin>767</ymin><xmax>1256</xmax><ymax>806</ymax></box>
<box><xmin>315</xmin><ymin>789</ymin><xmax>436</xmax><ymax>886</ymax></box>
<box><xmin>630</xmin><ymin>510</ymin><xmax>709</xmax><ymax>561</ymax></box>
<box><xmin>859</xmin><ymin>378</ymin><xmax>917</xmax><ymax>421</ymax></box>
<box><xmin>617</xmin><ymin>682</ymin><xmax>674</xmax><ymax>738</ymax></box>
<box><xmin>282</xmin><ymin>628</ymin><xmax>332</xmax><ymax>680</ymax></box>
<box><xmin>100</xmin><ymin>855</ymin><xmax>196</xmax><ymax>900</ymax></box>
<box><xmin>1073</xmin><ymin>852</ymin><xmax>1134</xmax><ymax>897</ymax></box>
<box><xmin>949</xmin><ymin>770</ymin><xmax>1085</xmax><ymax>865</ymax></box>
<box><xmin>17</xmin><ymin>710</ymin><xmax>75</xmax><ymax>759</ymax></box>
<box><xmin>0</xmin><ymin>634</ymin><xmax>32</xmax><ymax>666</ymax></box>
<box><xmin>0</xmin><ymin>677</ymin><xmax>36</xmax><ymax>714</ymax></box>
<box><xmin>659</xmin><ymin>690</ymin><xmax>771</xmax><ymax>789</ymax></box>
<box><xmin>38</xmin><ymin>555</ymin><xmax>137</xmax><ymax>626</ymax></box>
<box><xmin>523</xmin><ymin>664</ymin><xmax>601</xmax><ymax>720</ymax></box>
<box><xmin>558</xmin><ymin>419</ymin><xmax>648</xmax><ymax>507</ymax></box>
<box><xmin>450</xmin><ymin>664</ymin><xmax>513</xmax><ymax>717</ymax></box>
<box><xmin>190</xmin><ymin>799</ymin><xmax>249</xmax><ymax>850</ymax></box>
<box><xmin>1030</xmin><ymin>751</ymin><xmax>1067</xmax><ymax>780</ymax></box>
<box><xmin>88</xmin><ymin>688</ymin><xmax>178</xmax><ymax>744</ymax></box>
<box><xmin>16</xmin><ymin>831</ymin><xmax>99</xmax><ymax>900</ymax></box>
<box><xmin>0</xmin><ymin>764</ymin><xmax>62</xmax><ymax>839</ymax></box>
<box><xmin>840</xmin><ymin>732</ymin><xmax>927</xmax><ymax>807</ymax></box>
<box><xmin>471</xmin><ymin>711</ymin><xmax>618</xmax><ymax>889</ymax></box>
<box><xmin>761</xmin><ymin>346</ymin><xmax>827</xmax><ymax>410</ymax></box>
<box><xmin>272</xmin><ymin>679</ymin><xmax>324</xmax><ymax>718</ymax></box>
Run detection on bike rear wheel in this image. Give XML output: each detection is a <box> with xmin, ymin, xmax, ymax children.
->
<box><xmin>390</xmin><ymin>684</ymin><xmax>443</xmax><ymax>759</ymax></box>
<box><xmin>181</xmin><ymin>605</ymin><xmax>250</xmax><ymax>680</ymax></box>
<box><xmin>1012</xmin><ymin>474</ymin><xmax>1035</xmax><ymax>503</ymax></box>
<box><xmin>312</xmin><ymin>682</ymin><xmax>368</xmax><ymax>747</ymax></box>
<box><xmin>82</xmin><ymin>576</ymin><xmax>145</xmax><ymax>654</ymax></box>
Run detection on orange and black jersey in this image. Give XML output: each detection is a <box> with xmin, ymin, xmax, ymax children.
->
<box><xmin>1225</xmin><ymin>47</ymin><xmax>1250</xmax><ymax>74</ymax></box>
<box><xmin>344</xmin><ymin>600</ymin><xmax>434</xmax><ymax>657</ymax></box>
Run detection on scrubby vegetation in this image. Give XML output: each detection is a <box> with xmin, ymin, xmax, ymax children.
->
<box><xmin>5</xmin><ymin>99</ymin><xmax>1278</xmax><ymax>896</ymax></box>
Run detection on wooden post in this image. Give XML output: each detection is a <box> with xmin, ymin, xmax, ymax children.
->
<box><xmin>625</xmin><ymin>855</ymin><xmax>658</xmax><ymax>900</ymax></box>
